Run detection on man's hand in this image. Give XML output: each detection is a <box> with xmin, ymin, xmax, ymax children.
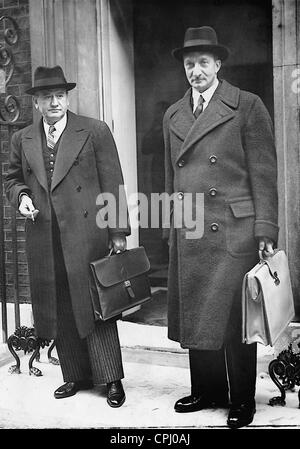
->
<box><xmin>109</xmin><ymin>234</ymin><xmax>127</xmax><ymax>254</ymax></box>
<box><xmin>19</xmin><ymin>195</ymin><xmax>38</xmax><ymax>221</ymax></box>
<box><xmin>259</xmin><ymin>237</ymin><xmax>274</xmax><ymax>257</ymax></box>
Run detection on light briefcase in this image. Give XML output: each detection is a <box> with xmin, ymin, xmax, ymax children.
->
<box><xmin>242</xmin><ymin>249</ymin><xmax>295</xmax><ymax>346</ymax></box>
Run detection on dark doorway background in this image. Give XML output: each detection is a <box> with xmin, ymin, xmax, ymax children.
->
<box><xmin>132</xmin><ymin>0</ymin><xmax>273</xmax><ymax>287</ymax></box>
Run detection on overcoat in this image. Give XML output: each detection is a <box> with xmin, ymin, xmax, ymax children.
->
<box><xmin>5</xmin><ymin>111</ymin><xmax>130</xmax><ymax>340</ymax></box>
<box><xmin>163</xmin><ymin>80</ymin><xmax>279</xmax><ymax>350</ymax></box>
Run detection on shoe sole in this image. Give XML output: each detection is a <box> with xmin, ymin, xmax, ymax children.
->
<box><xmin>54</xmin><ymin>384</ymin><xmax>93</xmax><ymax>399</ymax></box>
<box><xmin>107</xmin><ymin>395</ymin><xmax>126</xmax><ymax>408</ymax></box>
<box><xmin>227</xmin><ymin>414</ymin><xmax>255</xmax><ymax>429</ymax></box>
<box><xmin>54</xmin><ymin>391</ymin><xmax>77</xmax><ymax>399</ymax></box>
<box><xmin>175</xmin><ymin>404</ymin><xmax>212</xmax><ymax>413</ymax></box>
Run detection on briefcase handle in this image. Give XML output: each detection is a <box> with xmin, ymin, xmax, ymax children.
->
<box><xmin>258</xmin><ymin>249</ymin><xmax>281</xmax><ymax>286</ymax></box>
<box><xmin>258</xmin><ymin>248</ymin><xmax>280</xmax><ymax>262</ymax></box>
<box><xmin>108</xmin><ymin>247</ymin><xmax>126</xmax><ymax>257</ymax></box>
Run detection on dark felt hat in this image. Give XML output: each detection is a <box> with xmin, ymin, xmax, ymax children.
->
<box><xmin>26</xmin><ymin>65</ymin><xmax>76</xmax><ymax>95</ymax></box>
<box><xmin>172</xmin><ymin>26</ymin><xmax>229</xmax><ymax>61</ymax></box>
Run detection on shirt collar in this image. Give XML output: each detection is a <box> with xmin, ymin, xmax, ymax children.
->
<box><xmin>43</xmin><ymin>112</ymin><xmax>67</xmax><ymax>135</ymax></box>
<box><xmin>192</xmin><ymin>78</ymin><xmax>219</xmax><ymax>111</ymax></box>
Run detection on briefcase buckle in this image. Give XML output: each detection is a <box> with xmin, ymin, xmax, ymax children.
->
<box><xmin>124</xmin><ymin>280</ymin><xmax>135</xmax><ymax>299</ymax></box>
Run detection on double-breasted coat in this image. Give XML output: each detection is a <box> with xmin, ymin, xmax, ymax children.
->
<box><xmin>5</xmin><ymin>111</ymin><xmax>130</xmax><ymax>340</ymax></box>
<box><xmin>163</xmin><ymin>79</ymin><xmax>279</xmax><ymax>350</ymax></box>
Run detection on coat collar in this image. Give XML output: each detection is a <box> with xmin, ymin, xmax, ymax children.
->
<box><xmin>170</xmin><ymin>80</ymin><xmax>240</xmax><ymax>163</ymax></box>
<box><xmin>50</xmin><ymin>111</ymin><xmax>89</xmax><ymax>191</ymax></box>
<box><xmin>22</xmin><ymin>119</ymin><xmax>47</xmax><ymax>191</ymax></box>
<box><xmin>22</xmin><ymin>111</ymin><xmax>89</xmax><ymax>192</ymax></box>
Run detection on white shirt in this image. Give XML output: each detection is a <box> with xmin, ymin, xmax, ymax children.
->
<box><xmin>192</xmin><ymin>78</ymin><xmax>219</xmax><ymax>113</ymax></box>
<box><xmin>43</xmin><ymin>113</ymin><xmax>67</xmax><ymax>143</ymax></box>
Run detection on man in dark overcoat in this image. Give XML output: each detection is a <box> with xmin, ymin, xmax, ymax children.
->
<box><xmin>5</xmin><ymin>66</ymin><xmax>130</xmax><ymax>407</ymax></box>
<box><xmin>163</xmin><ymin>27</ymin><xmax>278</xmax><ymax>428</ymax></box>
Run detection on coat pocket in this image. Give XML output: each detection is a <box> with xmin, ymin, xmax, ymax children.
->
<box><xmin>226</xmin><ymin>197</ymin><xmax>257</xmax><ymax>257</ymax></box>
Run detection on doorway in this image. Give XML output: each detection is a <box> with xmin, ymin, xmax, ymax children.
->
<box><xmin>122</xmin><ymin>0</ymin><xmax>273</xmax><ymax>327</ymax></box>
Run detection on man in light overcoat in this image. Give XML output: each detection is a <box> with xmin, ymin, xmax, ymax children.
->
<box><xmin>163</xmin><ymin>27</ymin><xmax>278</xmax><ymax>428</ymax></box>
<box><xmin>5</xmin><ymin>66</ymin><xmax>130</xmax><ymax>407</ymax></box>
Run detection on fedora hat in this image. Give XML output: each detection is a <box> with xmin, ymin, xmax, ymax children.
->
<box><xmin>172</xmin><ymin>26</ymin><xmax>229</xmax><ymax>62</ymax></box>
<box><xmin>26</xmin><ymin>65</ymin><xmax>76</xmax><ymax>95</ymax></box>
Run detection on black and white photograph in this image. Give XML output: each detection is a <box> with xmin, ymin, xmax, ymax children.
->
<box><xmin>0</xmin><ymin>0</ymin><xmax>300</xmax><ymax>439</ymax></box>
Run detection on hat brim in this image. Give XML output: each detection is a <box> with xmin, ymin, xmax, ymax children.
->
<box><xmin>172</xmin><ymin>44</ymin><xmax>229</xmax><ymax>62</ymax></box>
<box><xmin>26</xmin><ymin>82</ymin><xmax>76</xmax><ymax>95</ymax></box>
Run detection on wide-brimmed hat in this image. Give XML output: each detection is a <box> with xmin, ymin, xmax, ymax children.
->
<box><xmin>26</xmin><ymin>65</ymin><xmax>76</xmax><ymax>95</ymax></box>
<box><xmin>172</xmin><ymin>26</ymin><xmax>229</xmax><ymax>62</ymax></box>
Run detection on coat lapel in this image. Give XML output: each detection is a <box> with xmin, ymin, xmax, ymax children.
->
<box><xmin>22</xmin><ymin>120</ymin><xmax>48</xmax><ymax>192</ymax></box>
<box><xmin>169</xmin><ymin>89</ymin><xmax>195</xmax><ymax>142</ymax></box>
<box><xmin>173</xmin><ymin>80</ymin><xmax>240</xmax><ymax>164</ymax></box>
<box><xmin>51</xmin><ymin>111</ymin><xmax>89</xmax><ymax>192</ymax></box>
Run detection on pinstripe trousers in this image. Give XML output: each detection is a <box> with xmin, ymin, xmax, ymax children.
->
<box><xmin>52</xmin><ymin>210</ymin><xmax>124</xmax><ymax>386</ymax></box>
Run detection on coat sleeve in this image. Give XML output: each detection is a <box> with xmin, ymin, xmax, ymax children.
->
<box><xmin>5</xmin><ymin>131</ymin><xmax>31</xmax><ymax>210</ymax></box>
<box><xmin>162</xmin><ymin>110</ymin><xmax>174</xmax><ymax>241</ymax></box>
<box><xmin>93</xmin><ymin>121</ymin><xmax>131</xmax><ymax>237</ymax></box>
<box><xmin>243</xmin><ymin>96</ymin><xmax>279</xmax><ymax>243</ymax></box>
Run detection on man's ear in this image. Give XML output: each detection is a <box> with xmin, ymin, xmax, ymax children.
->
<box><xmin>215</xmin><ymin>59</ymin><xmax>221</xmax><ymax>73</ymax></box>
<box><xmin>33</xmin><ymin>97</ymin><xmax>39</xmax><ymax>110</ymax></box>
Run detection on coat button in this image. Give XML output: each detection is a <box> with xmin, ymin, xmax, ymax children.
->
<box><xmin>178</xmin><ymin>159</ymin><xmax>185</xmax><ymax>167</ymax></box>
<box><xmin>177</xmin><ymin>192</ymin><xmax>184</xmax><ymax>200</ymax></box>
<box><xmin>74</xmin><ymin>159</ymin><xmax>79</xmax><ymax>166</ymax></box>
<box><xmin>210</xmin><ymin>223</ymin><xmax>219</xmax><ymax>232</ymax></box>
<box><xmin>76</xmin><ymin>185</ymin><xmax>82</xmax><ymax>192</ymax></box>
<box><xmin>27</xmin><ymin>167</ymin><xmax>31</xmax><ymax>174</ymax></box>
<box><xmin>209</xmin><ymin>155</ymin><xmax>217</xmax><ymax>164</ymax></box>
<box><xmin>84</xmin><ymin>210</ymin><xmax>88</xmax><ymax>218</ymax></box>
<box><xmin>209</xmin><ymin>187</ymin><xmax>217</xmax><ymax>197</ymax></box>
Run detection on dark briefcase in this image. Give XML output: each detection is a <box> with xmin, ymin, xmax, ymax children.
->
<box><xmin>89</xmin><ymin>246</ymin><xmax>152</xmax><ymax>321</ymax></box>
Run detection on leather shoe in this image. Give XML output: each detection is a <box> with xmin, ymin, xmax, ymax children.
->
<box><xmin>107</xmin><ymin>380</ymin><xmax>126</xmax><ymax>408</ymax></box>
<box><xmin>227</xmin><ymin>401</ymin><xmax>256</xmax><ymax>429</ymax></box>
<box><xmin>54</xmin><ymin>380</ymin><xmax>93</xmax><ymax>399</ymax></box>
<box><xmin>174</xmin><ymin>394</ymin><xmax>228</xmax><ymax>413</ymax></box>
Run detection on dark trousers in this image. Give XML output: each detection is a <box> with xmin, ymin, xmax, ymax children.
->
<box><xmin>52</xmin><ymin>211</ymin><xmax>124</xmax><ymax>386</ymax></box>
<box><xmin>189</xmin><ymin>340</ymin><xmax>257</xmax><ymax>405</ymax></box>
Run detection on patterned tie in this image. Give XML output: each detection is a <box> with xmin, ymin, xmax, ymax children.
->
<box><xmin>47</xmin><ymin>125</ymin><xmax>56</xmax><ymax>150</ymax></box>
<box><xmin>194</xmin><ymin>95</ymin><xmax>205</xmax><ymax>119</ymax></box>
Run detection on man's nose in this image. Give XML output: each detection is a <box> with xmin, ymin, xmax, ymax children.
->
<box><xmin>193</xmin><ymin>64</ymin><xmax>202</xmax><ymax>76</ymax></box>
<box><xmin>50</xmin><ymin>96</ymin><xmax>59</xmax><ymax>106</ymax></box>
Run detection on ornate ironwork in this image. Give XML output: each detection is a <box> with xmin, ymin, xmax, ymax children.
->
<box><xmin>7</xmin><ymin>326</ymin><xmax>59</xmax><ymax>377</ymax></box>
<box><xmin>268</xmin><ymin>342</ymin><xmax>300</xmax><ymax>407</ymax></box>
<box><xmin>0</xmin><ymin>15</ymin><xmax>20</xmax><ymax>124</ymax></box>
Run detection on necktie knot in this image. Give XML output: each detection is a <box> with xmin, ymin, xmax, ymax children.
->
<box><xmin>194</xmin><ymin>94</ymin><xmax>205</xmax><ymax>118</ymax></box>
<box><xmin>197</xmin><ymin>95</ymin><xmax>204</xmax><ymax>106</ymax></box>
<box><xmin>47</xmin><ymin>125</ymin><xmax>56</xmax><ymax>149</ymax></box>
<box><xmin>49</xmin><ymin>125</ymin><xmax>56</xmax><ymax>136</ymax></box>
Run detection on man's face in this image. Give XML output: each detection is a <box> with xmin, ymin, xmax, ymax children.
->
<box><xmin>33</xmin><ymin>88</ymin><xmax>69</xmax><ymax>124</ymax></box>
<box><xmin>183</xmin><ymin>52</ymin><xmax>221</xmax><ymax>93</ymax></box>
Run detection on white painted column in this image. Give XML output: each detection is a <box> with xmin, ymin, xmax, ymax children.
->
<box><xmin>106</xmin><ymin>0</ymin><xmax>138</xmax><ymax>248</ymax></box>
<box><xmin>273</xmin><ymin>0</ymin><xmax>300</xmax><ymax>315</ymax></box>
